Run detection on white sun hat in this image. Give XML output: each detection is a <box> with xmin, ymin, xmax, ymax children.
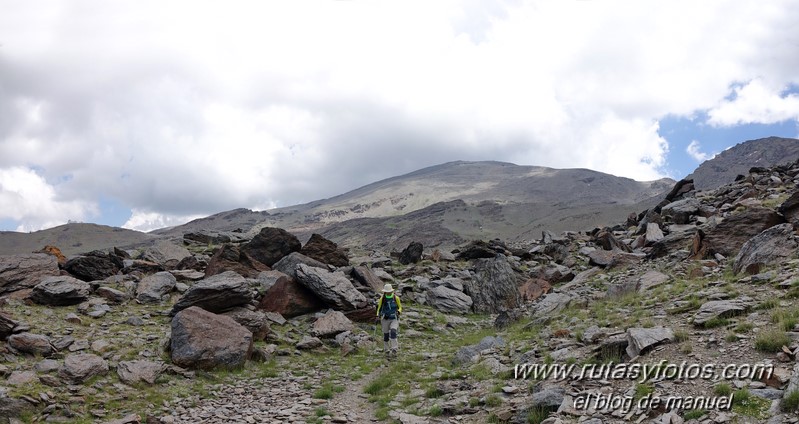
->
<box><xmin>382</xmin><ymin>283</ymin><xmax>395</xmax><ymax>293</ymax></box>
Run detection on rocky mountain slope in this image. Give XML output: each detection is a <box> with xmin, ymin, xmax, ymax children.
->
<box><xmin>0</xmin><ymin>157</ymin><xmax>798</xmax><ymax>423</ymax></box>
<box><xmin>0</xmin><ymin>223</ymin><xmax>156</xmax><ymax>257</ymax></box>
<box><xmin>688</xmin><ymin>136</ymin><xmax>799</xmax><ymax>191</ymax></box>
<box><xmin>157</xmin><ymin>161</ymin><xmax>673</xmax><ymax>251</ymax></box>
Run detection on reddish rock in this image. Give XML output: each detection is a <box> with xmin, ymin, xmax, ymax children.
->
<box><xmin>350</xmin><ymin>266</ymin><xmax>384</xmax><ymax>292</ymax></box>
<box><xmin>170</xmin><ymin>306</ymin><xmax>253</xmax><ymax>370</ymax></box>
<box><xmin>519</xmin><ymin>279</ymin><xmax>552</xmax><ymax>302</ymax></box>
<box><xmin>300</xmin><ymin>234</ymin><xmax>349</xmax><ymax>267</ymax></box>
<box><xmin>703</xmin><ymin>207</ymin><xmax>785</xmax><ymax>256</ymax></box>
<box><xmin>257</xmin><ymin>273</ymin><xmax>324</xmax><ymax>318</ymax></box>
<box><xmin>344</xmin><ymin>306</ymin><xmax>378</xmax><ymax>323</ymax></box>
<box><xmin>205</xmin><ymin>244</ymin><xmax>270</xmax><ymax>279</ymax></box>
<box><xmin>36</xmin><ymin>245</ymin><xmax>67</xmax><ymax>266</ymax></box>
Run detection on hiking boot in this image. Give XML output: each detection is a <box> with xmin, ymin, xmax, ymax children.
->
<box><xmin>390</xmin><ymin>348</ymin><xmax>398</xmax><ymax>358</ymax></box>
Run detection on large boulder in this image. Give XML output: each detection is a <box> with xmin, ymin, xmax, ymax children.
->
<box><xmin>703</xmin><ymin>207</ymin><xmax>785</xmax><ymax>256</ymax></box>
<box><xmin>426</xmin><ymin>285</ymin><xmax>473</xmax><ymax>313</ymax></box>
<box><xmin>135</xmin><ymin>271</ymin><xmax>177</xmax><ymax>304</ymax></box>
<box><xmin>221</xmin><ymin>307</ymin><xmax>271</xmax><ymax>341</ymax></box>
<box><xmin>779</xmin><ymin>191</ymin><xmax>799</xmax><ymax>228</ymax></box>
<box><xmin>30</xmin><ymin>276</ymin><xmax>91</xmax><ymax>306</ymax></box>
<box><xmin>312</xmin><ymin>310</ymin><xmax>354</xmax><ymax>338</ymax></box>
<box><xmin>464</xmin><ymin>256</ymin><xmax>520</xmax><ymax>314</ymax></box>
<box><xmin>0</xmin><ymin>253</ymin><xmax>59</xmax><ymax>294</ymax></box>
<box><xmin>205</xmin><ymin>244</ymin><xmax>270</xmax><ymax>279</ymax></box>
<box><xmin>138</xmin><ymin>240</ymin><xmax>191</xmax><ymax>267</ymax></box>
<box><xmin>300</xmin><ymin>234</ymin><xmax>349</xmax><ymax>267</ymax></box>
<box><xmin>257</xmin><ymin>272</ymin><xmax>324</xmax><ymax>318</ymax></box>
<box><xmin>272</xmin><ymin>252</ymin><xmax>327</xmax><ymax>279</ymax></box>
<box><xmin>398</xmin><ymin>242</ymin><xmax>423</xmax><ymax>265</ymax></box>
<box><xmin>170</xmin><ymin>306</ymin><xmax>253</xmax><ymax>370</ymax></box>
<box><xmin>295</xmin><ymin>264</ymin><xmax>367</xmax><ymax>310</ymax></box>
<box><xmin>455</xmin><ymin>240</ymin><xmax>503</xmax><ymax>260</ymax></box>
<box><xmin>169</xmin><ymin>271</ymin><xmax>252</xmax><ymax>316</ymax></box>
<box><xmin>7</xmin><ymin>333</ymin><xmax>55</xmax><ymax>357</ymax></box>
<box><xmin>733</xmin><ymin>223</ymin><xmax>799</xmax><ymax>274</ymax></box>
<box><xmin>59</xmin><ymin>353</ymin><xmax>109</xmax><ymax>384</ymax></box>
<box><xmin>661</xmin><ymin>198</ymin><xmax>701</xmax><ymax>224</ymax></box>
<box><xmin>588</xmin><ymin>250</ymin><xmax>645</xmax><ymax>269</ymax></box>
<box><xmin>240</xmin><ymin>227</ymin><xmax>301</xmax><ymax>267</ymax></box>
<box><xmin>64</xmin><ymin>251</ymin><xmax>122</xmax><ymax>281</ymax></box>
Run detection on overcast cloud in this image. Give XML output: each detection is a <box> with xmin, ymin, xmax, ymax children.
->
<box><xmin>1</xmin><ymin>0</ymin><xmax>798</xmax><ymax>232</ymax></box>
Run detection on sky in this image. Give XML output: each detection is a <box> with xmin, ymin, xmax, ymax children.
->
<box><xmin>1</xmin><ymin>1</ymin><xmax>798</xmax><ymax>233</ymax></box>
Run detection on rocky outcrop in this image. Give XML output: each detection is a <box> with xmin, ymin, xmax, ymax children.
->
<box><xmin>300</xmin><ymin>234</ymin><xmax>349</xmax><ymax>267</ymax></box>
<box><xmin>257</xmin><ymin>272</ymin><xmax>324</xmax><ymax>318</ymax></box>
<box><xmin>398</xmin><ymin>242</ymin><xmax>423</xmax><ymax>265</ymax></box>
<box><xmin>135</xmin><ymin>271</ymin><xmax>177</xmax><ymax>304</ymax></box>
<box><xmin>294</xmin><ymin>264</ymin><xmax>367</xmax><ymax>310</ymax></box>
<box><xmin>64</xmin><ymin>251</ymin><xmax>122</xmax><ymax>282</ymax></box>
<box><xmin>170</xmin><ymin>271</ymin><xmax>252</xmax><ymax>316</ymax></box>
<box><xmin>30</xmin><ymin>276</ymin><xmax>91</xmax><ymax>306</ymax></box>
<box><xmin>240</xmin><ymin>227</ymin><xmax>301</xmax><ymax>267</ymax></box>
<box><xmin>464</xmin><ymin>256</ymin><xmax>520</xmax><ymax>314</ymax></box>
<box><xmin>0</xmin><ymin>253</ymin><xmax>59</xmax><ymax>294</ymax></box>
<box><xmin>733</xmin><ymin>223</ymin><xmax>799</xmax><ymax>274</ymax></box>
<box><xmin>0</xmin><ymin>312</ymin><xmax>19</xmax><ymax>340</ymax></box>
<box><xmin>205</xmin><ymin>244</ymin><xmax>270</xmax><ymax>278</ymax></box>
<box><xmin>170</xmin><ymin>306</ymin><xmax>253</xmax><ymax>370</ymax></box>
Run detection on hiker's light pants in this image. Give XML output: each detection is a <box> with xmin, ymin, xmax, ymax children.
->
<box><xmin>381</xmin><ymin>317</ymin><xmax>399</xmax><ymax>350</ymax></box>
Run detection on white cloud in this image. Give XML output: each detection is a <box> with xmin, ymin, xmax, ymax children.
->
<box><xmin>708</xmin><ymin>79</ymin><xmax>799</xmax><ymax>126</ymax></box>
<box><xmin>122</xmin><ymin>210</ymin><xmax>206</xmax><ymax>233</ymax></box>
<box><xmin>0</xmin><ymin>0</ymin><xmax>798</xmax><ymax>230</ymax></box>
<box><xmin>0</xmin><ymin>167</ymin><xmax>97</xmax><ymax>232</ymax></box>
<box><xmin>686</xmin><ymin>140</ymin><xmax>713</xmax><ymax>162</ymax></box>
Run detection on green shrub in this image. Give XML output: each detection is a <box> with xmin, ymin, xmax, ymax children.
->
<box><xmin>780</xmin><ymin>390</ymin><xmax>799</xmax><ymax>412</ymax></box>
<box><xmin>755</xmin><ymin>329</ymin><xmax>791</xmax><ymax>352</ymax></box>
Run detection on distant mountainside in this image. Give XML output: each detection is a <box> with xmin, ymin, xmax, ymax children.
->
<box><xmin>0</xmin><ymin>223</ymin><xmax>155</xmax><ymax>256</ymax></box>
<box><xmin>688</xmin><ymin>136</ymin><xmax>799</xmax><ymax>190</ymax></box>
<box><xmin>158</xmin><ymin>161</ymin><xmax>674</xmax><ymax>250</ymax></box>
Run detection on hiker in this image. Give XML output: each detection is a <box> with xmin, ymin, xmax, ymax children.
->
<box><xmin>376</xmin><ymin>283</ymin><xmax>402</xmax><ymax>357</ymax></box>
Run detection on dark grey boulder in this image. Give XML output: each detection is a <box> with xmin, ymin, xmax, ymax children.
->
<box><xmin>426</xmin><ymin>285</ymin><xmax>473</xmax><ymax>314</ymax></box>
<box><xmin>733</xmin><ymin>223</ymin><xmax>798</xmax><ymax>274</ymax></box>
<box><xmin>240</xmin><ymin>227</ymin><xmax>301</xmax><ymax>267</ymax></box>
<box><xmin>64</xmin><ymin>251</ymin><xmax>121</xmax><ymax>282</ymax></box>
<box><xmin>30</xmin><ymin>276</ymin><xmax>91</xmax><ymax>306</ymax></box>
<box><xmin>272</xmin><ymin>252</ymin><xmax>327</xmax><ymax>279</ymax></box>
<box><xmin>464</xmin><ymin>256</ymin><xmax>520</xmax><ymax>314</ymax></box>
<box><xmin>136</xmin><ymin>271</ymin><xmax>177</xmax><ymax>304</ymax></box>
<box><xmin>221</xmin><ymin>307</ymin><xmax>271</xmax><ymax>341</ymax></box>
<box><xmin>294</xmin><ymin>264</ymin><xmax>367</xmax><ymax>310</ymax></box>
<box><xmin>398</xmin><ymin>242</ymin><xmax>423</xmax><ymax>265</ymax></box>
<box><xmin>169</xmin><ymin>271</ymin><xmax>252</xmax><ymax>316</ymax></box>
